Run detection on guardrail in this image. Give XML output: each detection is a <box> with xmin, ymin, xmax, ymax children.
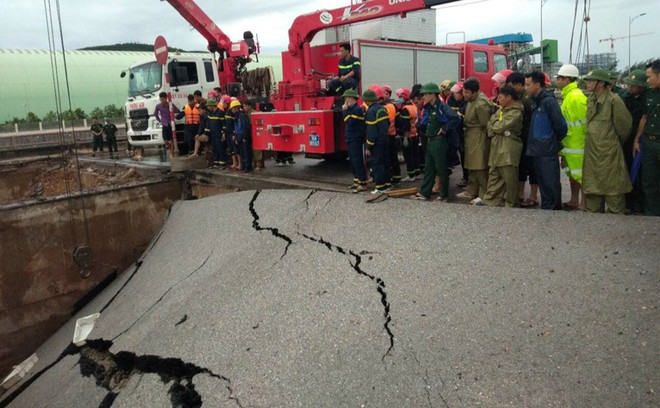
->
<box><xmin>0</xmin><ymin>123</ymin><xmax>127</xmax><ymax>152</ymax></box>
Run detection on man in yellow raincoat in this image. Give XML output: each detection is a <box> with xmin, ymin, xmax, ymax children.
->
<box><xmin>556</xmin><ymin>64</ymin><xmax>587</xmax><ymax>210</ymax></box>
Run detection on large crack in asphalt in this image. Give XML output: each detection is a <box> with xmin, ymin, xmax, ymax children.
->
<box><xmin>299</xmin><ymin>233</ymin><xmax>395</xmax><ymax>360</ymax></box>
<box><xmin>0</xmin><ymin>339</ymin><xmax>242</xmax><ymax>408</ymax></box>
<box><xmin>251</xmin><ymin>190</ymin><xmax>395</xmax><ymax>360</ymax></box>
<box><xmin>249</xmin><ymin>191</ymin><xmax>293</xmax><ymax>260</ymax></box>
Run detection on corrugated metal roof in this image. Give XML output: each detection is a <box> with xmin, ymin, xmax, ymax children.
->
<box><xmin>0</xmin><ymin>49</ymin><xmax>282</xmax><ymax>122</ymax></box>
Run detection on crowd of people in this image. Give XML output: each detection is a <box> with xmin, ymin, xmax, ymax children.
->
<box><xmin>338</xmin><ymin>58</ymin><xmax>660</xmax><ymax>216</ymax></box>
<box><xmin>96</xmin><ymin>41</ymin><xmax>659</xmax><ymax>216</ymax></box>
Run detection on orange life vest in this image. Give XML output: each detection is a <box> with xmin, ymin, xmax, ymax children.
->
<box><xmin>184</xmin><ymin>104</ymin><xmax>199</xmax><ymax>125</ymax></box>
<box><xmin>384</xmin><ymin>102</ymin><xmax>397</xmax><ymax>136</ymax></box>
<box><xmin>402</xmin><ymin>103</ymin><xmax>418</xmax><ymax>138</ymax></box>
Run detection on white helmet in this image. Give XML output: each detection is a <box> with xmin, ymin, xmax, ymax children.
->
<box><xmin>557</xmin><ymin>64</ymin><xmax>580</xmax><ymax>78</ymax></box>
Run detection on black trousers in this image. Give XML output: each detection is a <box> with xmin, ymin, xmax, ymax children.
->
<box><xmin>402</xmin><ymin>137</ymin><xmax>421</xmax><ymax>177</ymax></box>
<box><xmin>533</xmin><ymin>155</ymin><xmax>562</xmax><ymax>210</ymax></box>
<box><xmin>388</xmin><ymin>137</ymin><xmax>401</xmax><ymax>184</ymax></box>
<box><xmin>369</xmin><ymin>142</ymin><xmax>388</xmax><ymax>190</ymax></box>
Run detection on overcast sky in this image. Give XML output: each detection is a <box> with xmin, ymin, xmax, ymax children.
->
<box><xmin>1</xmin><ymin>0</ymin><xmax>658</xmax><ymax>69</ymax></box>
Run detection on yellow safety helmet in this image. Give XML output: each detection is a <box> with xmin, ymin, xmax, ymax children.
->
<box><xmin>229</xmin><ymin>100</ymin><xmax>242</xmax><ymax>109</ymax></box>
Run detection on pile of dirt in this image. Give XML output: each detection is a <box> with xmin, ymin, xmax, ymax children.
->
<box><xmin>0</xmin><ymin>160</ymin><xmax>148</xmax><ymax>205</ymax></box>
<box><xmin>26</xmin><ymin>164</ymin><xmax>142</xmax><ymax>200</ymax></box>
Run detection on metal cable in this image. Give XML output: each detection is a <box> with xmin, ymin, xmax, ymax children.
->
<box><xmin>45</xmin><ymin>0</ymin><xmax>77</xmax><ymax>245</ymax></box>
<box><xmin>55</xmin><ymin>0</ymin><xmax>92</xmax><ymax>248</ymax></box>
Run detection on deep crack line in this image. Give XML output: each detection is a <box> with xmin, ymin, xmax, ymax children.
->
<box><xmin>249</xmin><ymin>191</ymin><xmax>293</xmax><ymax>260</ymax></box>
<box><xmin>0</xmin><ymin>339</ymin><xmax>243</xmax><ymax>408</ymax></box>
<box><xmin>112</xmin><ymin>251</ymin><xmax>214</xmax><ymax>341</ymax></box>
<box><xmin>298</xmin><ymin>233</ymin><xmax>395</xmax><ymax>360</ymax></box>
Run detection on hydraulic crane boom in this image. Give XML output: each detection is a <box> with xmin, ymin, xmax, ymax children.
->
<box><xmin>166</xmin><ymin>0</ymin><xmax>253</xmax><ymax>56</ymax></box>
<box><xmin>288</xmin><ymin>0</ymin><xmax>460</xmax><ymax>56</ymax></box>
<box><xmin>166</xmin><ymin>0</ymin><xmax>258</xmax><ymax>90</ymax></box>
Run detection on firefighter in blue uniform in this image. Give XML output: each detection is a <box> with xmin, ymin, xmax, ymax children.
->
<box><xmin>341</xmin><ymin>88</ymin><xmax>367</xmax><ymax>191</ymax></box>
<box><xmin>363</xmin><ymin>89</ymin><xmax>390</xmax><ymax>194</ymax></box>
<box><xmin>327</xmin><ymin>43</ymin><xmax>361</xmax><ymax>96</ymax></box>
<box><xmin>204</xmin><ymin>98</ymin><xmax>225</xmax><ymax>169</ymax></box>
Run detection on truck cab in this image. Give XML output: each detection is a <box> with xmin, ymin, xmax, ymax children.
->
<box><xmin>443</xmin><ymin>42</ymin><xmax>509</xmax><ymax>98</ymax></box>
<box><xmin>123</xmin><ymin>55</ymin><xmax>217</xmax><ymax>153</ymax></box>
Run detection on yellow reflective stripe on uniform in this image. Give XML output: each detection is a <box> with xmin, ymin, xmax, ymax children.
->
<box><xmin>366</xmin><ymin>140</ymin><xmax>375</xmax><ymax>146</ymax></box>
<box><xmin>561</xmin><ymin>148</ymin><xmax>584</xmax><ymax>154</ymax></box>
<box><xmin>566</xmin><ymin>119</ymin><xmax>587</xmax><ymax>127</ymax></box>
<box><xmin>344</xmin><ymin>114</ymin><xmax>364</xmax><ymax>122</ymax></box>
<box><xmin>570</xmin><ymin>169</ymin><xmax>583</xmax><ymax>175</ymax></box>
<box><xmin>365</xmin><ymin>116</ymin><xmax>389</xmax><ymax>125</ymax></box>
<box><xmin>208</xmin><ymin>117</ymin><xmax>219</xmax><ymax>120</ymax></box>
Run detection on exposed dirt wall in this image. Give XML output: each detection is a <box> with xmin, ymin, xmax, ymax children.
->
<box><xmin>0</xmin><ymin>180</ymin><xmax>182</xmax><ymax>378</ymax></box>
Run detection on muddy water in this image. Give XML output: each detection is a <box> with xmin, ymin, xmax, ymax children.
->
<box><xmin>0</xmin><ymin>177</ymin><xmax>183</xmax><ymax>378</ymax></box>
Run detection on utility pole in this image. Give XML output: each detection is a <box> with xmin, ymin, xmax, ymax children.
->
<box><xmin>540</xmin><ymin>0</ymin><xmax>549</xmax><ymax>72</ymax></box>
<box><xmin>629</xmin><ymin>13</ymin><xmax>646</xmax><ymax>74</ymax></box>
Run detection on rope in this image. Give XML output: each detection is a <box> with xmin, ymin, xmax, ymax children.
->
<box><xmin>569</xmin><ymin>0</ymin><xmax>579</xmax><ymax>63</ymax></box>
<box><xmin>44</xmin><ymin>0</ymin><xmax>77</xmax><ymax>245</ymax></box>
<box><xmin>55</xmin><ymin>0</ymin><xmax>92</xmax><ymax>248</ymax></box>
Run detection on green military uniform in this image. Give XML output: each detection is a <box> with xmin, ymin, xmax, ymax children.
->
<box><xmin>90</xmin><ymin>122</ymin><xmax>104</xmax><ymax>153</ymax></box>
<box><xmin>641</xmin><ymin>87</ymin><xmax>660</xmax><ymax>216</ymax></box>
<box><xmin>103</xmin><ymin>122</ymin><xmax>118</xmax><ymax>154</ymax></box>
<box><xmin>583</xmin><ymin>70</ymin><xmax>633</xmax><ymax>214</ymax></box>
<box><xmin>483</xmin><ymin>101</ymin><xmax>524</xmax><ymax>207</ymax></box>
<box><xmin>622</xmin><ymin>70</ymin><xmax>648</xmax><ymax>213</ymax></box>
<box><xmin>464</xmin><ymin>91</ymin><xmax>493</xmax><ymax>198</ymax></box>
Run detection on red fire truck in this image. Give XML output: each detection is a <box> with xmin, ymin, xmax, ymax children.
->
<box><xmin>252</xmin><ymin>0</ymin><xmax>508</xmax><ymax>159</ymax></box>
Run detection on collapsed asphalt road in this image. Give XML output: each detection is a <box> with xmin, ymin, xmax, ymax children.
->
<box><xmin>3</xmin><ymin>190</ymin><xmax>658</xmax><ymax>407</ymax></box>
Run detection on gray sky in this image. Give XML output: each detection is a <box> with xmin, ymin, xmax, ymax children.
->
<box><xmin>1</xmin><ymin>0</ymin><xmax>658</xmax><ymax>69</ymax></box>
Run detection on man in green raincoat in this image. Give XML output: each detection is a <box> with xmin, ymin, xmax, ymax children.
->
<box><xmin>459</xmin><ymin>77</ymin><xmax>493</xmax><ymax>204</ymax></box>
<box><xmin>483</xmin><ymin>86</ymin><xmax>524</xmax><ymax>207</ymax></box>
<box><xmin>583</xmin><ymin>69</ymin><xmax>633</xmax><ymax>214</ymax></box>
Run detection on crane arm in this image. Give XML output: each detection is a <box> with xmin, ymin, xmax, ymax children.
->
<box><xmin>166</xmin><ymin>0</ymin><xmax>249</xmax><ymax>57</ymax></box>
<box><xmin>287</xmin><ymin>0</ymin><xmax>460</xmax><ymax>56</ymax></box>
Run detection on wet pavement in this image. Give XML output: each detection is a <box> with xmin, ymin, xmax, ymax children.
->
<box><xmin>2</xmin><ymin>189</ymin><xmax>658</xmax><ymax>407</ymax></box>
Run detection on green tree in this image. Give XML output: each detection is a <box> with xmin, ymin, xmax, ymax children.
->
<box><xmin>103</xmin><ymin>104</ymin><xmax>124</xmax><ymax>118</ymax></box>
<box><xmin>74</xmin><ymin>108</ymin><xmax>86</xmax><ymax>119</ymax></box>
<box><xmin>89</xmin><ymin>107</ymin><xmax>104</xmax><ymax>119</ymax></box>
<box><xmin>42</xmin><ymin>111</ymin><xmax>58</xmax><ymax>122</ymax></box>
<box><xmin>25</xmin><ymin>112</ymin><xmax>41</xmax><ymax>122</ymax></box>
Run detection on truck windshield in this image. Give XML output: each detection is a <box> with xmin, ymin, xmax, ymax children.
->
<box><xmin>128</xmin><ymin>62</ymin><xmax>162</xmax><ymax>97</ymax></box>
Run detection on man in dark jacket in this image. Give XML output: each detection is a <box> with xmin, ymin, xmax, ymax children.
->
<box><xmin>524</xmin><ymin>71</ymin><xmax>568</xmax><ymax>210</ymax></box>
<box><xmin>341</xmin><ymin>89</ymin><xmax>367</xmax><ymax>191</ymax></box>
<box><xmin>363</xmin><ymin>89</ymin><xmax>390</xmax><ymax>194</ymax></box>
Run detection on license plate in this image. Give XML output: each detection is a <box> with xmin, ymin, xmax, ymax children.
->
<box><xmin>309</xmin><ymin>134</ymin><xmax>320</xmax><ymax>147</ymax></box>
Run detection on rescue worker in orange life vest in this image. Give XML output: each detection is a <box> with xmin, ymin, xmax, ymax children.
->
<box><xmin>381</xmin><ymin>85</ymin><xmax>401</xmax><ymax>185</ymax></box>
<box><xmin>327</xmin><ymin>43</ymin><xmax>361</xmax><ymax>96</ymax></box>
<box><xmin>395</xmin><ymin>88</ymin><xmax>422</xmax><ymax>181</ymax></box>
<box><xmin>341</xmin><ymin>89</ymin><xmax>368</xmax><ymax>192</ymax></box>
<box><xmin>363</xmin><ymin>89</ymin><xmax>390</xmax><ymax>194</ymax></box>
<box><xmin>183</xmin><ymin>94</ymin><xmax>200</xmax><ymax>155</ymax></box>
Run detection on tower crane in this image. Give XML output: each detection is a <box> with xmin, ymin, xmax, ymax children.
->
<box><xmin>599</xmin><ymin>32</ymin><xmax>652</xmax><ymax>51</ymax></box>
